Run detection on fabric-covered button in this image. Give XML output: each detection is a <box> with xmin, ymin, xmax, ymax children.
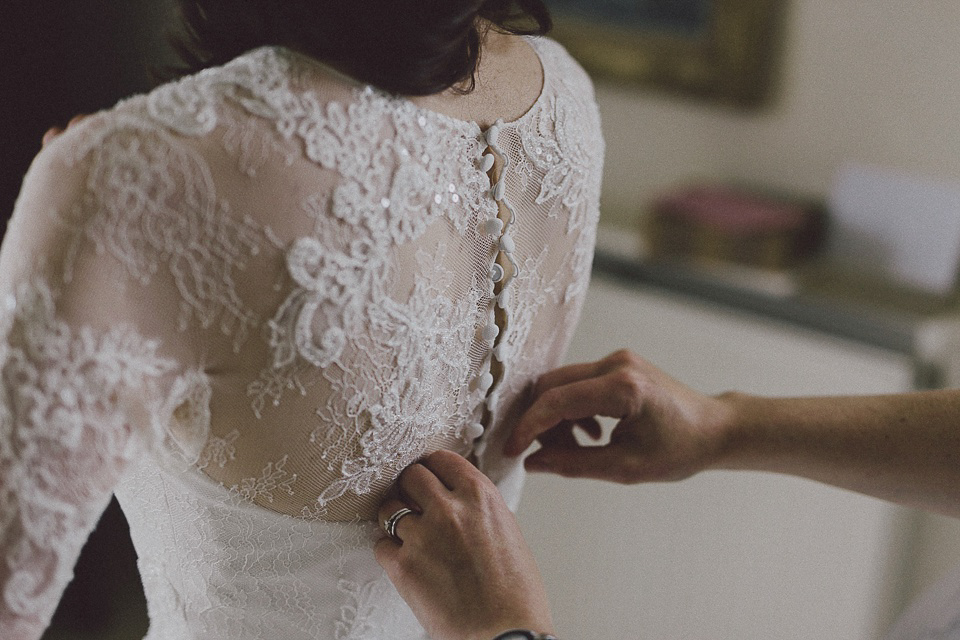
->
<box><xmin>478</xmin><ymin>372</ymin><xmax>494</xmax><ymax>391</ymax></box>
<box><xmin>492</xmin><ymin>181</ymin><xmax>506</xmax><ymax>201</ymax></box>
<box><xmin>480</xmin><ymin>153</ymin><xmax>495</xmax><ymax>172</ymax></box>
<box><xmin>493</xmin><ymin>342</ymin><xmax>508</xmax><ymax>361</ymax></box>
<box><xmin>485</xmin><ymin>125</ymin><xmax>500</xmax><ymax>147</ymax></box>
<box><xmin>481</xmin><ymin>324</ymin><xmax>499</xmax><ymax>341</ymax></box>
<box><xmin>499</xmin><ymin>233</ymin><xmax>515</xmax><ymax>253</ymax></box>
<box><xmin>497</xmin><ymin>288</ymin><xmax>511</xmax><ymax>308</ymax></box>
<box><xmin>466</xmin><ymin>422</ymin><xmax>485</xmax><ymax>440</ymax></box>
<box><xmin>489</xmin><ymin>263</ymin><xmax>505</xmax><ymax>283</ymax></box>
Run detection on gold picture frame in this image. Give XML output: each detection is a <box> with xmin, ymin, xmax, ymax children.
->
<box><xmin>550</xmin><ymin>0</ymin><xmax>785</xmax><ymax>108</ymax></box>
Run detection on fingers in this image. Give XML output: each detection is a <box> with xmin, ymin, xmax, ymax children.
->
<box><xmin>382</xmin><ymin>451</ymin><xmax>487</xmax><ymax>544</ymax></box>
<box><xmin>396</xmin><ymin>460</ymin><xmax>450</xmax><ymax>510</ymax></box>
<box><xmin>531</xmin><ymin>350</ymin><xmax>648</xmax><ymax>399</ymax></box>
<box><xmin>42</xmin><ymin>127</ymin><xmax>64</xmax><ymax>148</ymax></box>
<box><xmin>41</xmin><ymin>114</ymin><xmax>90</xmax><ymax>148</ymax></box>
<box><xmin>506</xmin><ymin>372</ymin><xmax>640</xmax><ymax>456</ymax></box>
<box><xmin>420</xmin><ymin>450</ymin><xmax>489</xmax><ymax>493</ymax></box>
<box><xmin>524</xmin><ymin>441</ymin><xmax>637</xmax><ymax>483</ymax></box>
<box><xmin>531</xmin><ymin>360</ymin><xmax>603</xmax><ymax>398</ymax></box>
<box><xmin>536</xmin><ymin>421</ymin><xmax>582</xmax><ymax>451</ymax></box>
<box><xmin>377</xmin><ymin>497</ymin><xmax>420</xmax><ymax>543</ymax></box>
<box><xmin>575</xmin><ymin>416</ymin><xmax>603</xmax><ymax>441</ymax></box>
<box><xmin>374</xmin><ymin>536</ymin><xmax>401</xmax><ymax>574</ymax></box>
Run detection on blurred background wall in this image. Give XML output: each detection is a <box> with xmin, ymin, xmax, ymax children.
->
<box><xmin>0</xmin><ymin>0</ymin><xmax>177</xmax><ymax>223</ymax></box>
<box><xmin>596</xmin><ymin>0</ymin><xmax>960</xmax><ymax>226</ymax></box>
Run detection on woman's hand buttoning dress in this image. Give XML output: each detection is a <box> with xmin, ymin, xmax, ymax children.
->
<box><xmin>0</xmin><ymin>2</ymin><xmax>604</xmax><ymax>638</ymax></box>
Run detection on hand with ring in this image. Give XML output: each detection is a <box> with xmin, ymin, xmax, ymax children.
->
<box><xmin>375</xmin><ymin>450</ymin><xmax>554</xmax><ymax>640</ymax></box>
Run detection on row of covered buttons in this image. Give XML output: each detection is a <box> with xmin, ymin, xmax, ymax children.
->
<box><xmin>468</xmin><ymin>118</ymin><xmax>518</xmax><ymax>443</ymax></box>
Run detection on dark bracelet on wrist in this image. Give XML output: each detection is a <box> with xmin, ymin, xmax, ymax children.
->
<box><xmin>492</xmin><ymin>630</ymin><xmax>559</xmax><ymax>640</ymax></box>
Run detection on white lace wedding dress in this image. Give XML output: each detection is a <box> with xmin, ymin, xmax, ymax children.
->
<box><xmin>0</xmin><ymin>36</ymin><xmax>603</xmax><ymax>639</ymax></box>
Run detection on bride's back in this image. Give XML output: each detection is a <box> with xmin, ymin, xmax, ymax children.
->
<box><xmin>107</xmin><ymin>33</ymin><xmax>603</xmax><ymax>521</ymax></box>
<box><xmin>0</xmin><ymin>3</ymin><xmax>603</xmax><ymax>637</ymax></box>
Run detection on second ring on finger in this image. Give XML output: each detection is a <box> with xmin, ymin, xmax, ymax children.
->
<box><xmin>379</xmin><ymin>500</ymin><xmax>420</xmax><ymax>543</ymax></box>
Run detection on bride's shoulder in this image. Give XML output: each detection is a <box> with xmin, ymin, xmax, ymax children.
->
<box><xmin>529</xmin><ymin>36</ymin><xmax>596</xmax><ymax>96</ymax></box>
<box><xmin>23</xmin><ymin>46</ymin><xmax>315</xmax><ymax>207</ymax></box>
<box><xmin>9</xmin><ymin>58</ymin><xmax>255</xmax><ymax>270</ymax></box>
<box><xmin>48</xmin><ymin>45</ymin><xmax>339</xmax><ymax>153</ymax></box>
<box><xmin>141</xmin><ymin>46</ymin><xmax>364</xmax><ymax>140</ymax></box>
<box><xmin>143</xmin><ymin>46</ymin><xmax>307</xmax><ymax>137</ymax></box>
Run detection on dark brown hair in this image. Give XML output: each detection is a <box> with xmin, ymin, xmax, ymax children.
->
<box><xmin>169</xmin><ymin>0</ymin><xmax>551</xmax><ymax>95</ymax></box>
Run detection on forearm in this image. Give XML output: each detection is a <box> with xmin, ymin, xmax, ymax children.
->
<box><xmin>714</xmin><ymin>389</ymin><xmax>960</xmax><ymax>516</ymax></box>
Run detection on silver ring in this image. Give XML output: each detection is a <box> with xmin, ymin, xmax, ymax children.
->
<box><xmin>383</xmin><ymin>507</ymin><xmax>415</xmax><ymax>541</ymax></box>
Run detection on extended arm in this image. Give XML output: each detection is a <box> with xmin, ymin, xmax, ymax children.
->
<box><xmin>716</xmin><ymin>390</ymin><xmax>960</xmax><ymax>517</ymax></box>
<box><xmin>506</xmin><ymin>350</ymin><xmax>960</xmax><ymax>518</ymax></box>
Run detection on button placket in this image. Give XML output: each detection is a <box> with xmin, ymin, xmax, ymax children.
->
<box><xmin>470</xmin><ymin>119</ymin><xmax>519</xmax><ymax>445</ymax></box>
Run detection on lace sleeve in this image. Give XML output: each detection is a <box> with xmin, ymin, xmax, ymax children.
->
<box><xmin>0</xmin><ymin>127</ymin><xmax>187</xmax><ymax>639</ymax></box>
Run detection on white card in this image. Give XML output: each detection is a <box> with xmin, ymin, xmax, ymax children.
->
<box><xmin>827</xmin><ymin>164</ymin><xmax>960</xmax><ymax>294</ymax></box>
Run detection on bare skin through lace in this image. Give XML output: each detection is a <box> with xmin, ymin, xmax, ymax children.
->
<box><xmin>0</xmin><ymin>33</ymin><xmax>604</xmax><ymax>639</ymax></box>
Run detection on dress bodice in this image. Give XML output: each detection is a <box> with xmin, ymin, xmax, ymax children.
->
<box><xmin>0</xmin><ymin>36</ymin><xmax>603</xmax><ymax>638</ymax></box>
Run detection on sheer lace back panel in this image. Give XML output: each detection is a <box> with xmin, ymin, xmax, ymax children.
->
<box><xmin>121</xmin><ymin>37</ymin><xmax>604</xmax><ymax>522</ymax></box>
<box><xmin>0</xmin><ymin>34</ymin><xmax>602</xmax><ymax>640</ymax></box>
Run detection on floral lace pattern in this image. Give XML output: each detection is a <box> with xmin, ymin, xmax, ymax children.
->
<box><xmin>0</xmin><ymin>35</ymin><xmax>604</xmax><ymax>639</ymax></box>
<box><xmin>62</xmin><ymin>115</ymin><xmax>271</xmax><ymax>350</ymax></box>
<box><xmin>0</xmin><ymin>281</ymin><xmax>174</xmax><ymax>637</ymax></box>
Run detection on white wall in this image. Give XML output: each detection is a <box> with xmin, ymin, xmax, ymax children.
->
<box><xmin>596</xmin><ymin>0</ymin><xmax>960</xmax><ymax>227</ymax></box>
<box><xmin>582</xmin><ymin>1</ymin><xmax>960</xmax><ymax>626</ymax></box>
